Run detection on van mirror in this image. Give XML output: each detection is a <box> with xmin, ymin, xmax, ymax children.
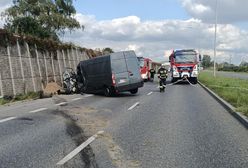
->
<box><xmin>199</xmin><ymin>54</ymin><xmax>202</xmax><ymax>62</ymax></box>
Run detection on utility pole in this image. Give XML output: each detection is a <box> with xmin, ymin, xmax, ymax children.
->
<box><xmin>213</xmin><ymin>0</ymin><xmax>218</xmax><ymax>77</ymax></box>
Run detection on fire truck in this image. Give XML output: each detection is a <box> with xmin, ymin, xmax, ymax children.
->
<box><xmin>137</xmin><ymin>57</ymin><xmax>152</xmax><ymax>81</ymax></box>
<box><xmin>169</xmin><ymin>49</ymin><xmax>201</xmax><ymax>84</ymax></box>
<box><xmin>137</xmin><ymin>57</ymin><xmax>161</xmax><ymax>81</ymax></box>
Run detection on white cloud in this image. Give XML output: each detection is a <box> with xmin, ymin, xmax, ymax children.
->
<box><xmin>0</xmin><ymin>0</ymin><xmax>11</xmax><ymax>28</ymax></box>
<box><xmin>0</xmin><ymin>0</ymin><xmax>247</xmax><ymax>65</ymax></box>
<box><xmin>181</xmin><ymin>0</ymin><xmax>248</xmax><ymax>23</ymax></box>
<box><xmin>62</xmin><ymin>14</ymin><xmax>248</xmax><ymax>64</ymax></box>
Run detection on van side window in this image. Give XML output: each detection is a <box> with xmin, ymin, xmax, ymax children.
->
<box><xmin>111</xmin><ymin>59</ymin><xmax>127</xmax><ymax>73</ymax></box>
<box><xmin>126</xmin><ymin>58</ymin><xmax>139</xmax><ymax>72</ymax></box>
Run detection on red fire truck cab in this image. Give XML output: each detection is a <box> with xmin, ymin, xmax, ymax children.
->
<box><xmin>169</xmin><ymin>49</ymin><xmax>201</xmax><ymax>84</ymax></box>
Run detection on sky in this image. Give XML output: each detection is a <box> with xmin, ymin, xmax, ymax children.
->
<box><xmin>1</xmin><ymin>0</ymin><xmax>248</xmax><ymax>64</ymax></box>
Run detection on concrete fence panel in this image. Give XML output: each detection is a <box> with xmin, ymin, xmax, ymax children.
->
<box><xmin>0</xmin><ymin>40</ymin><xmax>91</xmax><ymax>96</ymax></box>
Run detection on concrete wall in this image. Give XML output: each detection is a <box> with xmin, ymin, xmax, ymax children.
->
<box><xmin>0</xmin><ymin>40</ymin><xmax>90</xmax><ymax>96</ymax></box>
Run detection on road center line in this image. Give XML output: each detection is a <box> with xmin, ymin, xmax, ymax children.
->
<box><xmin>147</xmin><ymin>92</ymin><xmax>153</xmax><ymax>95</ymax></box>
<box><xmin>0</xmin><ymin>117</ymin><xmax>17</xmax><ymax>123</ymax></box>
<box><xmin>83</xmin><ymin>94</ymin><xmax>93</xmax><ymax>98</ymax></box>
<box><xmin>56</xmin><ymin>130</ymin><xmax>104</xmax><ymax>165</ymax></box>
<box><xmin>71</xmin><ymin>97</ymin><xmax>82</xmax><ymax>101</ymax></box>
<box><xmin>29</xmin><ymin>108</ymin><xmax>48</xmax><ymax>113</ymax></box>
<box><xmin>55</xmin><ymin>102</ymin><xmax>67</xmax><ymax>106</ymax></box>
<box><xmin>128</xmin><ymin>102</ymin><xmax>140</xmax><ymax>111</ymax></box>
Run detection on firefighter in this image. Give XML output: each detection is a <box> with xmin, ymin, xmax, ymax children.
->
<box><xmin>157</xmin><ymin>65</ymin><xmax>168</xmax><ymax>91</ymax></box>
<box><xmin>149</xmin><ymin>67</ymin><xmax>156</xmax><ymax>82</ymax></box>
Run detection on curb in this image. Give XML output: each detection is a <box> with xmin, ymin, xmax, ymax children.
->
<box><xmin>198</xmin><ymin>81</ymin><xmax>248</xmax><ymax>129</ymax></box>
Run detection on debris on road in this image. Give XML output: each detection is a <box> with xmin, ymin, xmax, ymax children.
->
<box><xmin>43</xmin><ymin>82</ymin><xmax>62</xmax><ymax>96</ymax></box>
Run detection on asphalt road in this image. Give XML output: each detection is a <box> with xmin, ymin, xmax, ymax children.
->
<box><xmin>0</xmin><ymin>80</ymin><xmax>247</xmax><ymax>168</ymax></box>
<box><xmin>0</xmin><ymin>94</ymin><xmax>97</xmax><ymax>168</ymax></box>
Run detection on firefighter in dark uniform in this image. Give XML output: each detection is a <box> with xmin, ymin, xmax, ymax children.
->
<box><xmin>157</xmin><ymin>65</ymin><xmax>167</xmax><ymax>91</ymax></box>
<box><xmin>149</xmin><ymin>68</ymin><xmax>156</xmax><ymax>82</ymax></box>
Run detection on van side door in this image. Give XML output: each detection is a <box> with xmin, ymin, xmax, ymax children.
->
<box><xmin>123</xmin><ymin>51</ymin><xmax>142</xmax><ymax>84</ymax></box>
<box><xmin>111</xmin><ymin>52</ymin><xmax>129</xmax><ymax>87</ymax></box>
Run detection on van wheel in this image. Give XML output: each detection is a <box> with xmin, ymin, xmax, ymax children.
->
<box><xmin>130</xmin><ymin>88</ymin><xmax>138</xmax><ymax>94</ymax></box>
<box><xmin>104</xmin><ymin>87</ymin><xmax>112</xmax><ymax>97</ymax></box>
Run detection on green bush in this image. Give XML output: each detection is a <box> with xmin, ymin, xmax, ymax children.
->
<box><xmin>0</xmin><ymin>92</ymin><xmax>40</xmax><ymax>105</ymax></box>
<box><xmin>0</xmin><ymin>98</ymin><xmax>8</xmax><ymax>105</ymax></box>
<box><xmin>218</xmin><ymin>66</ymin><xmax>248</xmax><ymax>72</ymax></box>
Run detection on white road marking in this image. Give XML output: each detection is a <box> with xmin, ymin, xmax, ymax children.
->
<box><xmin>56</xmin><ymin>130</ymin><xmax>104</xmax><ymax>165</ymax></box>
<box><xmin>128</xmin><ymin>102</ymin><xmax>140</xmax><ymax>111</ymax></box>
<box><xmin>71</xmin><ymin>97</ymin><xmax>82</xmax><ymax>101</ymax></box>
<box><xmin>0</xmin><ymin>117</ymin><xmax>17</xmax><ymax>123</ymax></box>
<box><xmin>29</xmin><ymin>108</ymin><xmax>47</xmax><ymax>113</ymax></box>
<box><xmin>147</xmin><ymin>92</ymin><xmax>153</xmax><ymax>95</ymax></box>
<box><xmin>55</xmin><ymin>102</ymin><xmax>67</xmax><ymax>106</ymax></box>
<box><xmin>83</xmin><ymin>94</ymin><xmax>93</xmax><ymax>98</ymax></box>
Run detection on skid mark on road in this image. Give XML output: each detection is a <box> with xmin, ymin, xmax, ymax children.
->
<box><xmin>57</xmin><ymin>130</ymin><xmax>104</xmax><ymax>165</ymax></box>
<box><xmin>57</xmin><ymin>110</ymin><xmax>99</xmax><ymax>167</ymax></box>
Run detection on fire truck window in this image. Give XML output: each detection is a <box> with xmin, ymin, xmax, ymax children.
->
<box><xmin>175</xmin><ymin>51</ymin><xmax>196</xmax><ymax>63</ymax></box>
<box><xmin>138</xmin><ymin>58</ymin><xmax>144</xmax><ymax>67</ymax></box>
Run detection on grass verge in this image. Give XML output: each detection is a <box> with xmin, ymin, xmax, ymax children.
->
<box><xmin>199</xmin><ymin>71</ymin><xmax>248</xmax><ymax>117</ymax></box>
<box><xmin>0</xmin><ymin>92</ymin><xmax>40</xmax><ymax>106</ymax></box>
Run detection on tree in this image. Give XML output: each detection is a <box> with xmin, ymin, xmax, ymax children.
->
<box><xmin>102</xmin><ymin>47</ymin><xmax>114</xmax><ymax>54</ymax></box>
<box><xmin>3</xmin><ymin>0</ymin><xmax>82</xmax><ymax>41</ymax></box>
<box><xmin>240</xmin><ymin>61</ymin><xmax>248</xmax><ymax>67</ymax></box>
<box><xmin>202</xmin><ymin>55</ymin><xmax>211</xmax><ymax>68</ymax></box>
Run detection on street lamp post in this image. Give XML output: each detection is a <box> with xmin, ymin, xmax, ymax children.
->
<box><xmin>213</xmin><ymin>0</ymin><xmax>218</xmax><ymax>77</ymax></box>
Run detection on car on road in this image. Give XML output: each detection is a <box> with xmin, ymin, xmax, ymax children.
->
<box><xmin>77</xmin><ymin>50</ymin><xmax>144</xmax><ymax>96</ymax></box>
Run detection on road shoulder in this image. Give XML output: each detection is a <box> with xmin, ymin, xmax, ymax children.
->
<box><xmin>198</xmin><ymin>81</ymin><xmax>248</xmax><ymax>129</ymax></box>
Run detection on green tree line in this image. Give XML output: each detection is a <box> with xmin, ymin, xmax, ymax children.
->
<box><xmin>201</xmin><ymin>55</ymin><xmax>248</xmax><ymax>72</ymax></box>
